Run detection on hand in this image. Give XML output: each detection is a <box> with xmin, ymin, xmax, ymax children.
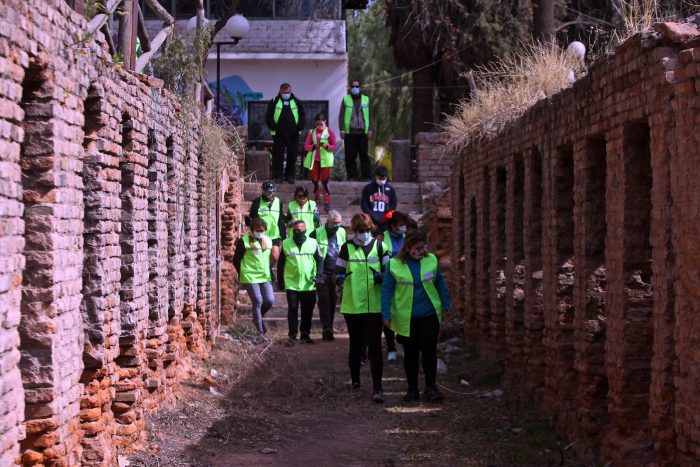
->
<box><xmin>340</xmin><ymin>131</ymin><xmax>345</xmax><ymax>140</ymax></box>
<box><xmin>367</xmin><ymin>131</ymin><xmax>373</xmax><ymax>140</ymax></box>
<box><xmin>373</xmin><ymin>272</ymin><xmax>383</xmax><ymax>285</ymax></box>
<box><xmin>277</xmin><ymin>281</ymin><xmax>285</xmax><ymax>292</ymax></box>
<box><xmin>322</xmin><ymin>143</ymin><xmax>328</xmax><ymax>149</ymax></box>
<box><xmin>335</xmin><ymin>274</ymin><xmax>346</xmax><ymax>287</ymax></box>
<box><xmin>315</xmin><ymin>276</ymin><xmax>325</xmax><ymax>286</ymax></box>
<box><xmin>383</xmin><ymin>319</ymin><xmax>391</xmax><ymax>328</ymax></box>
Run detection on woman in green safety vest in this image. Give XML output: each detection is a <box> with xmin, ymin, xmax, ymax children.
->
<box><xmin>335</xmin><ymin>213</ymin><xmax>390</xmax><ymax>403</ymax></box>
<box><xmin>248</xmin><ymin>180</ymin><xmax>285</xmax><ymax>261</ymax></box>
<box><xmin>285</xmin><ymin>185</ymin><xmax>320</xmax><ymax>237</ymax></box>
<box><xmin>232</xmin><ymin>218</ymin><xmax>276</xmax><ymax>337</ymax></box>
<box><xmin>381</xmin><ymin>229</ymin><xmax>452</xmax><ymax>403</ymax></box>
<box><xmin>303</xmin><ymin>113</ymin><xmax>337</xmax><ymax>211</ymax></box>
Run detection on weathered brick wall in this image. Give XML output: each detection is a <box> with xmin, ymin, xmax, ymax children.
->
<box><xmin>451</xmin><ymin>23</ymin><xmax>700</xmax><ymax>465</ymax></box>
<box><xmin>415</xmin><ymin>132</ymin><xmax>450</xmax><ymax>186</ymax></box>
<box><xmin>0</xmin><ymin>1</ymin><xmax>242</xmax><ymax>464</ymax></box>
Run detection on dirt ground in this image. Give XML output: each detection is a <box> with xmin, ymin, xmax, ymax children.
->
<box><xmin>128</xmin><ymin>325</ymin><xmax>584</xmax><ymax>467</ymax></box>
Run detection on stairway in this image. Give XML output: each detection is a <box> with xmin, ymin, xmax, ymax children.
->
<box><xmin>236</xmin><ymin>180</ymin><xmax>425</xmax><ymax>336</ymax></box>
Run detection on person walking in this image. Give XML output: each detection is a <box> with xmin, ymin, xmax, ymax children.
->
<box><xmin>248</xmin><ymin>180</ymin><xmax>285</xmax><ymax>261</ymax></box>
<box><xmin>361</xmin><ymin>166</ymin><xmax>397</xmax><ymax>230</ymax></box>
<box><xmin>310</xmin><ymin>210</ymin><xmax>346</xmax><ymax>341</ymax></box>
<box><xmin>286</xmin><ymin>185</ymin><xmax>320</xmax><ymax>237</ymax></box>
<box><xmin>266</xmin><ymin>83</ymin><xmax>305</xmax><ymax>183</ymax></box>
<box><xmin>232</xmin><ymin>218</ymin><xmax>275</xmax><ymax>337</ymax></box>
<box><xmin>339</xmin><ymin>80</ymin><xmax>372</xmax><ymax>181</ymax></box>
<box><xmin>379</xmin><ymin>210</ymin><xmax>409</xmax><ymax>361</ymax></box>
<box><xmin>303</xmin><ymin>113</ymin><xmax>337</xmax><ymax>211</ymax></box>
<box><xmin>381</xmin><ymin>230</ymin><xmax>452</xmax><ymax>402</ymax></box>
<box><xmin>335</xmin><ymin>213</ymin><xmax>389</xmax><ymax>402</ymax></box>
<box><xmin>277</xmin><ymin>220</ymin><xmax>324</xmax><ymax>344</ymax></box>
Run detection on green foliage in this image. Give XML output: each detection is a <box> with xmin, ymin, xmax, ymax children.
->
<box><xmin>347</xmin><ymin>0</ymin><xmax>412</xmax><ymax>148</ymax></box>
<box><xmin>152</xmin><ymin>27</ymin><xmax>212</xmax><ymax>98</ymax></box>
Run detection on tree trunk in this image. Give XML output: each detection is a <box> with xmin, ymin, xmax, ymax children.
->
<box><xmin>533</xmin><ymin>0</ymin><xmax>555</xmax><ymax>44</ymax></box>
<box><xmin>411</xmin><ymin>65</ymin><xmax>433</xmax><ymax>140</ymax></box>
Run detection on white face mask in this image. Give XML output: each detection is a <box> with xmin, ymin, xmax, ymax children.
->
<box><xmin>376</xmin><ymin>179</ymin><xmax>386</xmax><ymax>186</ymax></box>
<box><xmin>253</xmin><ymin>231</ymin><xmax>264</xmax><ymax>239</ymax></box>
<box><xmin>356</xmin><ymin>232</ymin><xmax>372</xmax><ymax>244</ymax></box>
<box><xmin>397</xmin><ymin>226</ymin><xmax>407</xmax><ymax>235</ymax></box>
<box><xmin>281</xmin><ymin>93</ymin><xmax>291</xmax><ymax>100</ymax></box>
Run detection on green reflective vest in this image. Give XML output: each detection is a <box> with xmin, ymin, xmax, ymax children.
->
<box><xmin>388</xmin><ymin>254</ymin><xmax>443</xmax><ymax>337</ymax></box>
<box><xmin>271</xmin><ymin>98</ymin><xmax>299</xmax><ymax>136</ymax></box>
<box><xmin>239</xmin><ymin>234</ymin><xmax>273</xmax><ymax>284</ymax></box>
<box><xmin>340</xmin><ymin>240</ymin><xmax>382</xmax><ymax>314</ymax></box>
<box><xmin>287</xmin><ymin>200</ymin><xmax>317</xmax><ymax>236</ymax></box>
<box><xmin>303</xmin><ymin>128</ymin><xmax>334</xmax><ymax>170</ymax></box>
<box><xmin>315</xmin><ymin>226</ymin><xmax>346</xmax><ymax>259</ymax></box>
<box><xmin>257</xmin><ymin>197</ymin><xmax>281</xmax><ymax>240</ymax></box>
<box><xmin>342</xmin><ymin>94</ymin><xmax>370</xmax><ymax>134</ymax></box>
<box><xmin>282</xmin><ymin>237</ymin><xmax>318</xmax><ymax>291</ymax></box>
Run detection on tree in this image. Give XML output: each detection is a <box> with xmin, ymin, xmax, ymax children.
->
<box><xmin>533</xmin><ymin>0</ymin><xmax>556</xmax><ymax>42</ymax></box>
<box><xmin>347</xmin><ymin>0</ymin><xmax>412</xmax><ymax>148</ymax></box>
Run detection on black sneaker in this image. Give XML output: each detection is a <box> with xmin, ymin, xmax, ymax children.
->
<box><xmin>403</xmin><ymin>387</ymin><xmax>420</xmax><ymax>402</ymax></box>
<box><xmin>424</xmin><ymin>385</ymin><xmax>444</xmax><ymax>402</ymax></box>
<box><xmin>300</xmin><ymin>335</ymin><xmax>315</xmax><ymax>344</ymax></box>
<box><xmin>322</xmin><ymin>331</ymin><xmax>335</xmax><ymax>341</ymax></box>
<box><xmin>372</xmin><ymin>389</ymin><xmax>384</xmax><ymax>403</ymax></box>
<box><xmin>351</xmin><ymin>383</ymin><xmax>362</xmax><ymax>397</ymax></box>
<box><xmin>286</xmin><ymin>336</ymin><xmax>298</xmax><ymax>347</ymax></box>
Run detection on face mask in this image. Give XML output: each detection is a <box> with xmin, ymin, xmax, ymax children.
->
<box><xmin>350</xmin><ymin>87</ymin><xmax>360</xmax><ymax>95</ymax></box>
<box><xmin>398</xmin><ymin>226</ymin><xmax>407</xmax><ymax>235</ymax></box>
<box><xmin>356</xmin><ymin>232</ymin><xmax>372</xmax><ymax>244</ymax></box>
<box><xmin>253</xmin><ymin>231</ymin><xmax>264</xmax><ymax>239</ymax></box>
<box><xmin>281</xmin><ymin>93</ymin><xmax>291</xmax><ymax>100</ymax></box>
<box><xmin>316</xmin><ymin>122</ymin><xmax>325</xmax><ymax>129</ymax></box>
<box><xmin>376</xmin><ymin>179</ymin><xmax>386</xmax><ymax>186</ymax></box>
<box><xmin>410</xmin><ymin>246</ymin><xmax>427</xmax><ymax>260</ymax></box>
<box><xmin>293</xmin><ymin>231</ymin><xmax>306</xmax><ymax>243</ymax></box>
<box><xmin>326</xmin><ymin>223</ymin><xmax>340</xmax><ymax>233</ymax></box>
<box><xmin>262</xmin><ymin>192</ymin><xmax>273</xmax><ymax>201</ymax></box>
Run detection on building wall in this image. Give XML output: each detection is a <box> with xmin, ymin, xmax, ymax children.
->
<box><xmin>450</xmin><ymin>24</ymin><xmax>700</xmax><ymax>465</ymax></box>
<box><xmin>0</xmin><ymin>1</ymin><xmax>242</xmax><ymax>465</ymax></box>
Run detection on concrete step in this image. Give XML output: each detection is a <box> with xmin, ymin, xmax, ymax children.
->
<box><xmin>244</xmin><ymin>181</ymin><xmax>422</xmax><ymax>198</ymax></box>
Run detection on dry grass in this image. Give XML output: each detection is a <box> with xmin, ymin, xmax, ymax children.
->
<box><xmin>199</xmin><ymin>115</ymin><xmax>243</xmax><ymax>203</ymax></box>
<box><xmin>442</xmin><ymin>42</ymin><xmax>581</xmax><ymax>154</ymax></box>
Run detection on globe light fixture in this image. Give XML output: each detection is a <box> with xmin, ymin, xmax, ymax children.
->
<box><xmin>566</xmin><ymin>41</ymin><xmax>586</xmax><ymax>59</ymax></box>
<box><xmin>222</xmin><ymin>14</ymin><xmax>250</xmax><ymax>43</ymax></box>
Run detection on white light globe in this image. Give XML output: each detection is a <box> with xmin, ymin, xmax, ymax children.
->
<box><xmin>566</xmin><ymin>41</ymin><xmax>586</xmax><ymax>59</ymax></box>
<box><xmin>185</xmin><ymin>15</ymin><xmax>209</xmax><ymax>35</ymax></box>
<box><xmin>224</xmin><ymin>14</ymin><xmax>250</xmax><ymax>40</ymax></box>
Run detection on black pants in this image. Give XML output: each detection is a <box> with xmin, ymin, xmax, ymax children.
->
<box><xmin>396</xmin><ymin>314</ymin><xmax>440</xmax><ymax>389</ymax></box>
<box><xmin>383</xmin><ymin>325</ymin><xmax>396</xmax><ymax>352</ymax></box>
<box><xmin>344</xmin><ymin>133</ymin><xmax>370</xmax><ymax>180</ymax></box>
<box><xmin>272</xmin><ymin>133</ymin><xmax>299</xmax><ymax>180</ymax></box>
<box><xmin>286</xmin><ymin>290</ymin><xmax>316</xmax><ymax>338</ymax></box>
<box><xmin>316</xmin><ymin>276</ymin><xmax>337</xmax><ymax>333</ymax></box>
<box><xmin>343</xmin><ymin>313</ymin><xmax>383</xmax><ymax>390</ymax></box>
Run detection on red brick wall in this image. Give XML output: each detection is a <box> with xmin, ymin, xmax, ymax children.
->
<box><xmin>451</xmin><ymin>26</ymin><xmax>700</xmax><ymax>465</ymax></box>
<box><xmin>0</xmin><ymin>1</ymin><xmax>243</xmax><ymax>464</ymax></box>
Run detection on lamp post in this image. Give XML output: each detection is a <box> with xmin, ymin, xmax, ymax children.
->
<box><xmin>214</xmin><ymin>15</ymin><xmax>250</xmax><ymax>119</ymax></box>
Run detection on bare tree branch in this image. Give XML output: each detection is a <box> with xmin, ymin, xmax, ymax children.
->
<box><xmin>210</xmin><ymin>0</ymin><xmax>241</xmax><ymax>44</ymax></box>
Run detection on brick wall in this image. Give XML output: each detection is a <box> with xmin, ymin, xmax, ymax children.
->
<box><xmin>0</xmin><ymin>1</ymin><xmax>243</xmax><ymax>464</ymax></box>
<box><xmin>415</xmin><ymin>132</ymin><xmax>450</xmax><ymax>186</ymax></box>
<box><xmin>450</xmin><ymin>23</ymin><xmax>700</xmax><ymax>465</ymax></box>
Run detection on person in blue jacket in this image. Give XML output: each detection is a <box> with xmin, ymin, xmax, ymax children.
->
<box><xmin>381</xmin><ymin>229</ymin><xmax>451</xmax><ymax>402</ymax></box>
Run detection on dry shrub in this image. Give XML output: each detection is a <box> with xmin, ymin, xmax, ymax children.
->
<box><xmin>442</xmin><ymin>42</ymin><xmax>581</xmax><ymax>154</ymax></box>
<box><xmin>200</xmin><ymin>115</ymin><xmax>243</xmax><ymax>203</ymax></box>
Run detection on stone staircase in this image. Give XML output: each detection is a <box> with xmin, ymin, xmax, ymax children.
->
<box><xmin>236</xmin><ymin>180</ymin><xmax>424</xmax><ymax>335</ymax></box>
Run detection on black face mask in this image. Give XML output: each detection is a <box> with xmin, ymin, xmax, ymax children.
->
<box><xmin>326</xmin><ymin>224</ymin><xmax>339</xmax><ymax>235</ymax></box>
<box><xmin>293</xmin><ymin>231</ymin><xmax>307</xmax><ymax>243</ymax></box>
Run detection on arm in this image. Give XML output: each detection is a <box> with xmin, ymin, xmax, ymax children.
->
<box><xmin>277</xmin><ymin>249</ymin><xmax>286</xmax><ymax>291</ymax></box>
<box><xmin>303</xmin><ymin>130</ymin><xmax>314</xmax><ymax>152</ymax></box>
<box><xmin>381</xmin><ymin>262</ymin><xmax>395</xmax><ymax>322</ymax></box>
<box><xmin>313</xmin><ymin>204</ymin><xmax>321</xmax><ymax>228</ymax></box>
<box><xmin>334</xmin><ymin>243</ymin><xmax>349</xmax><ymax>276</ymax></box>
<box><xmin>296</xmin><ymin>98</ymin><xmax>306</xmax><ymax>133</ymax></box>
<box><xmin>360</xmin><ymin>184</ymin><xmax>372</xmax><ymax>215</ymax></box>
<box><xmin>326</xmin><ymin>129</ymin><xmax>338</xmax><ymax>152</ymax></box>
<box><xmin>266</xmin><ymin>99</ymin><xmax>277</xmax><ymax>132</ymax></box>
<box><xmin>435</xmin><ymin>265</ymin><xmax>452</xmax><ymax>310</ymax></box>
<box><xmin>388</xmin><ymin>185</ymin><xmax>397</xmax><ymax>212</ymax></box>
<box><xmin>232</xmin><ymin>238</ymin><xmax>246</xmax><ymax>275</ymax></box>
<box><xmin>338</xmin><ymin>99</ymin><xmax>345</xmax><ymax>139</ymax></box>
<box><xmin>314</xmin><ymin>245</ymin><xmax>324</xmax><ymax>280</ymax></box>
<box><xmin>278</xmin><ymin>204</ymin><xmax>287</xmax><ymax>240</ymax></box>
<box><xmin>366</xmin><ymin>97</ymin><xmax>372</xmax><ymax>137</ymax></box>
<box><xmin>248</xmin><ymin>198</ymin><xmax>260</xmax><ymax>222</ymax></box>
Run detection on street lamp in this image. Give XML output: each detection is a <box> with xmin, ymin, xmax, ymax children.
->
<box><xmin>215</xmin><ymin>14</ymin><xmax>250</xmax><ymax>118</ymax></box>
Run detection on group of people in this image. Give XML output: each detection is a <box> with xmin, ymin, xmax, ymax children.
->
<box><xmin>265</xmin><ymin>80</ymin><xmax>375</xmax><ymax>209</ymax></box>
<box><xmin>233</xmin><ymin>174</ymin><xmax>452</xmax><ymax>404</ymax></box>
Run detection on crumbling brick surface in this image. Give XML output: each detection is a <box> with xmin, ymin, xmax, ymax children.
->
<box><xmin>0</xmin><ymin>1</ymin><xmax>242</xmax><ymax>464</ymax></box>
<box><xmin>450</xmin><ymin>27</ymin><xmax>700</xmax><ymax>465</ymax></box>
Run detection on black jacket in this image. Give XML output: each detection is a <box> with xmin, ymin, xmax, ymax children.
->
<box><xmin>361</xmin><ymin>181</ymin><xmax>398</xmax><ymax>226</ymax></box>
<box><xmin>266</xmin><ymin>94</ymin><xmax>305</xmax><ymax>136</ymax></box>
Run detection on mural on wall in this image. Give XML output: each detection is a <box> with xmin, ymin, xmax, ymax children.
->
<box><xmin>209</xmin><ymin>75</ymin><xmax>262</xmax><ymax>126</ymax></box>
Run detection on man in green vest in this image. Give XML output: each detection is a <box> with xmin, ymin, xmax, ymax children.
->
<box><xmin>248</xmin><ymin>180</ymin><xmax>285</xmax><ymax>262</ymax></box>
<box><xmin>277</xmin><ymin>220</ymin><xmax>324</xmax><ymax>344</ymax></box>
<box><xmin>266</xmin><ymin>83</ymin><xmax>306</xmax><ymax>184</ymax></box>
<box><xmin>310</xmin><ymin>210</ymin><xmax>346</xmax><ymax>341</ymax></box>
<box><xmin>338</xmin><ymin>79</ymin><xmax>372</xmax><ymax>181</ymax></box>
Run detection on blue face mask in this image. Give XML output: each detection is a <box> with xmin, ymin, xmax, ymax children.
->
<box><xmin>398</xmin><ymin>226</ymin><xmax>407</xmax><ymax>235</ymax></box>
<box><xmin>350</xmin><ymin>87</ymin><xmax>360</xmax><ymax>96</ymax></box>
<box><xmin>281</xmin><ymin>93</ymin><xmax>291</xmax><ymax>100</ymax></box>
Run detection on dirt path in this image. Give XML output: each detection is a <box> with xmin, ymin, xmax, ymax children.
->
<box><xmin>129</xmin><ymin>329</ymin><xmax>582</xmax><ymax>467</ymax></box>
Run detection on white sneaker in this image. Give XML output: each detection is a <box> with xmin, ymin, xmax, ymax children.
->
<box><xmin>387</xmin><ymin>351</ymin><xmax>397</xmax><ymax>362</ymax></box>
